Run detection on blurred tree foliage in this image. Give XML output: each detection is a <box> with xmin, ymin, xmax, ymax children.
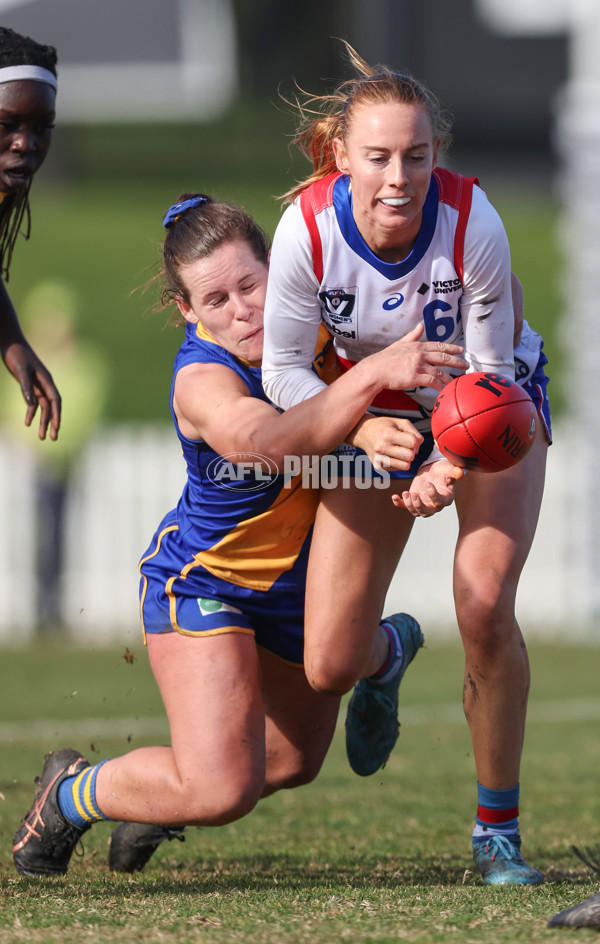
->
<box><xmin>230</xmin><ymin>0</ymin><xmax>347</xmax><ymax>97</ymax></box>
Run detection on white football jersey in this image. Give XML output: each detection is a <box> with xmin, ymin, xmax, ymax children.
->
<box><xmin>262</xmin><ymin>169</ymin><xmax>543</xmax><ymax>433</ymax></box>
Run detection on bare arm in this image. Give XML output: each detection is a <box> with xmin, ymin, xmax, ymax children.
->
<box><xmin>174</xmin><ymin>325</ymin><xmax>465</xmax><ymax>466</ymax></box>
<box><xmin>0</xmin><ymin>279</ymin><xmax>61</xmax><ymax>440</ymax></box>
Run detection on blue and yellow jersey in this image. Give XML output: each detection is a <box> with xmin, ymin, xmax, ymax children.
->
<box><xmin>139</xmin><ymin>321</ymin><xmax>322</xmax><ymax>658</ymax></box>
<box><xmin>165</xmin><ymin>320</ymin><xmax>318</xmax><ymax>593</ymax></box>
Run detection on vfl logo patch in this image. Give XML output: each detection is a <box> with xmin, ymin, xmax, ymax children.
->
<box><xmin>318</xmin><ymin>288</ymin><xmax>356</xmax><ymax>323</ymax></box>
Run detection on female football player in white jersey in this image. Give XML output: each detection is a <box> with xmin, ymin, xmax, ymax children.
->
<box><xmin>261</xmin><ymin>43</ymin><xmax>551</xmax><ymax>886</ymax></box>
<box><xmin>0</xmin><ymin>26</ymin><xmax>61</xmax><ymax>440</ymax></box>
<box><xmin>12</xmin><ymin>193</ymin><xmax>466</xmax><ymax>877</ymax></box>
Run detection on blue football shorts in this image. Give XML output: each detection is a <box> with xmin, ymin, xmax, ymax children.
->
<box><xmin>522</xmin><ymin>347</ymin><xmax>552</xmax><ymax>445</ymax></box>
<box><xmin>139</xmin><ymin>511</ymin><xmax>306</xmax><ymax>665</ymax></box>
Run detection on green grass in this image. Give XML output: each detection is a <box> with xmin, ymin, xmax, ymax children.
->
<box><xmin>2</xmin><ymin>106</ymin><xmax>565</xmax><ymax>424</ymax></box>
<box><xmin>0</xmin><ymin>640</ymin><xmax>599</xmax><ymax>942</ymax></box>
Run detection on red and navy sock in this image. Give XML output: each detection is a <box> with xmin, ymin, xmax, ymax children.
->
<box><xmin>472</xmin><ymin>781</ymin><xmax>520</xmax><ymax>843</ymax></box>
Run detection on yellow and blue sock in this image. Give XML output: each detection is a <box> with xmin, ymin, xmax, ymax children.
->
<box><xmin>57</xmin><ymin>760</ymin><xmax>111</xmax><ymax>829</ymax></box>
<box><xmin>472</xmin><ymin>781</ymin><xmax>520</xmax><ymax>843</ymax></box>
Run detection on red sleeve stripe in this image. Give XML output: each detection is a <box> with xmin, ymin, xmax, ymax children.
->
<box><xmin>452</xmin><ymin>176</ymin><xmax>475</xmax><ymax>283</ymax></box>
<box><xmin>299</xmin><ymin>173</ymin><xmax>340</xmax><ymax>284</ymax></box>
<box><xmin>300</xmin><ymin>192</ymin><xmax>323</xmax><ymax>283</ymax></box>
<box><xmin>433</xmin><ymin>168</ymin><xmax>478</xmax><ymax>283</ymax></box>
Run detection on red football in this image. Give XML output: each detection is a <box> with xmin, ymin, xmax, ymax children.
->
<box><xmin>431</xmin><ymin>372</ymin><xmax>538</xmax><ymax>473</ymax></box>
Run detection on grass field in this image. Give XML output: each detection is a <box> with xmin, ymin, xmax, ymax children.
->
<box><xmin>0</xmin><ymin>639</ymin><xmax>599</xmax><ymax>943</ymax></box>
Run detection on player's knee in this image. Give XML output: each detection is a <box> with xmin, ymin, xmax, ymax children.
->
<box><xmin>215</xmin><ymin>786</ymin><xmax>261</xmax><ymax>824</ymax></box>
<box><xmin>456</xmin><ymin>595</ymin><xmax>519</xmax><ymax>662</ymax></box>
<box><xmin>277</xmin><ymin>768</ymin><xmax>317</xmax><ymax>790</ymax></box>
<box><xmin>294</xmin><ymin>752</ymin><xmax>326</xmax><ymax>786</ymax></box>
<box><xmin>183</xmin><ymin>776</ymin><xmax>262</xmax><ymax>826</ymax></box>
<box><xmin>306</xmin><ymin>661</ymin><xmax>356</xmax><ymax>697</ymax></box>
<box><xmin>455</xmin><ymin>580</ymin><xmax>515</xmax><ymax>633</ymax></box>
<box><xmin>275</xmin><ymin>752</ymin><xmax>326</xmax><ymax>790</ymax></box>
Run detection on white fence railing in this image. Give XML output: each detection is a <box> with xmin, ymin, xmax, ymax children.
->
<box><xmin>0</xmin><ymin>421</ymin><xmax>592</xmax><ymax>644</ymax></box>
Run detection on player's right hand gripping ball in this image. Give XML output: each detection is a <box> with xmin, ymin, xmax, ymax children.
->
<box><xmin>431</xmin><ymin>372</ymin><xmax>537</xmax><ymax>473</ymax></box>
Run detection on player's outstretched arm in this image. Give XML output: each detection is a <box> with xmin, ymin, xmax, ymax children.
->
<box><xmin>252</xmin><ymin>325</ymin><xmax>464</xmax><ymax>464</ymax></box>
<box><xmin>0</xmin><ymin>280</ymin><xmax>61</xmax><ymax>440</ymax></box>
<box><xmin>176</xmin><ymin>325</ymin><xmax>464</xmax><ymax>469</ymax></box>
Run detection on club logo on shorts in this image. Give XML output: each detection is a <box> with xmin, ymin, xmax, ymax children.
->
<box><xmin>197</xmin><ymin>599</ymin><xmax>242</xmax><ymax>616</ymax></box>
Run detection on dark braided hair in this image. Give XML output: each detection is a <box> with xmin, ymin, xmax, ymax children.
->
<box><xmin>0</xmin><ymin>26</ymin><xmax>57</xmax><ymax>280</ymax></box>
<box><xmin>0</xmin><ymin>183</ymin><xmax>31</xmax><ymax>280</ymax></box>
<box><xmin>0</xmin><ymin>26</ymin><xmax>57</xmax><ymax>73</ymax></box>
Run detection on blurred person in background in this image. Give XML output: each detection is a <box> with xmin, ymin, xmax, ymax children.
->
<box><xmin>0</xmin><ymin>25</ymin><xmax>61</xmax><ymax>441</ymax></box>
<box><xmin>0</xmin><ymin>280</ymin><xmax>109</xmax><ymax>630</ymax></box>
<box><xmin>261</xmin><ymin>42</ymin><xmax>551</xmax><ymax>886</ymax></box>
<box><xmin>12</xmin><ymin>193</ymin><xmax>465</xmax><ymax>877</ymax></box>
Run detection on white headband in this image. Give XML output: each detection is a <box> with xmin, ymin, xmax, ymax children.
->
<box><xmin>0</xmin><ymin>65</ymin><xmax>57</xmax><ymax>92</ymax></box>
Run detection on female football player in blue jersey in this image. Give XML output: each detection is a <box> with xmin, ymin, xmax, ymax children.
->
<box><xmin>0</xmin><ymin>26</ymin><xmax>61</xmax><ymax>440</ymax></box>
<box><xmin>12</xmin><ymin>193</ymin><xmax>466</xmax><ymax>876</ymax></box>
<box><xmin>261</xmin><ymin>43</ymin><xmax>552</xmax><ymax>886</ymax></box>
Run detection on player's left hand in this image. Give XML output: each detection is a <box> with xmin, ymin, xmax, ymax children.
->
<box><xmin>3</xmin><ymin>341</ymin><xmax>61</xmax><ymax>440</ymax></box>
<box><xmin>393</xmin><ymin>459</ymin><xmax>465</xmax><ymax>517</ymax></box>
<box><xmin>348</xmin><ymin>414</ymin><xmax>423</xmax><ymax>471</ymax></box>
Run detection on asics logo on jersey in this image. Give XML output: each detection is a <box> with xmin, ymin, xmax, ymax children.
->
<box><xmin>382</xmin><ymin>293</ymin><xmax>404</xmax><ymax>311</ymax></box>
<box><xmin>318</xmin><ymin>288</ymin><xmax>356</xmax><ymax>322</ymax></box>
